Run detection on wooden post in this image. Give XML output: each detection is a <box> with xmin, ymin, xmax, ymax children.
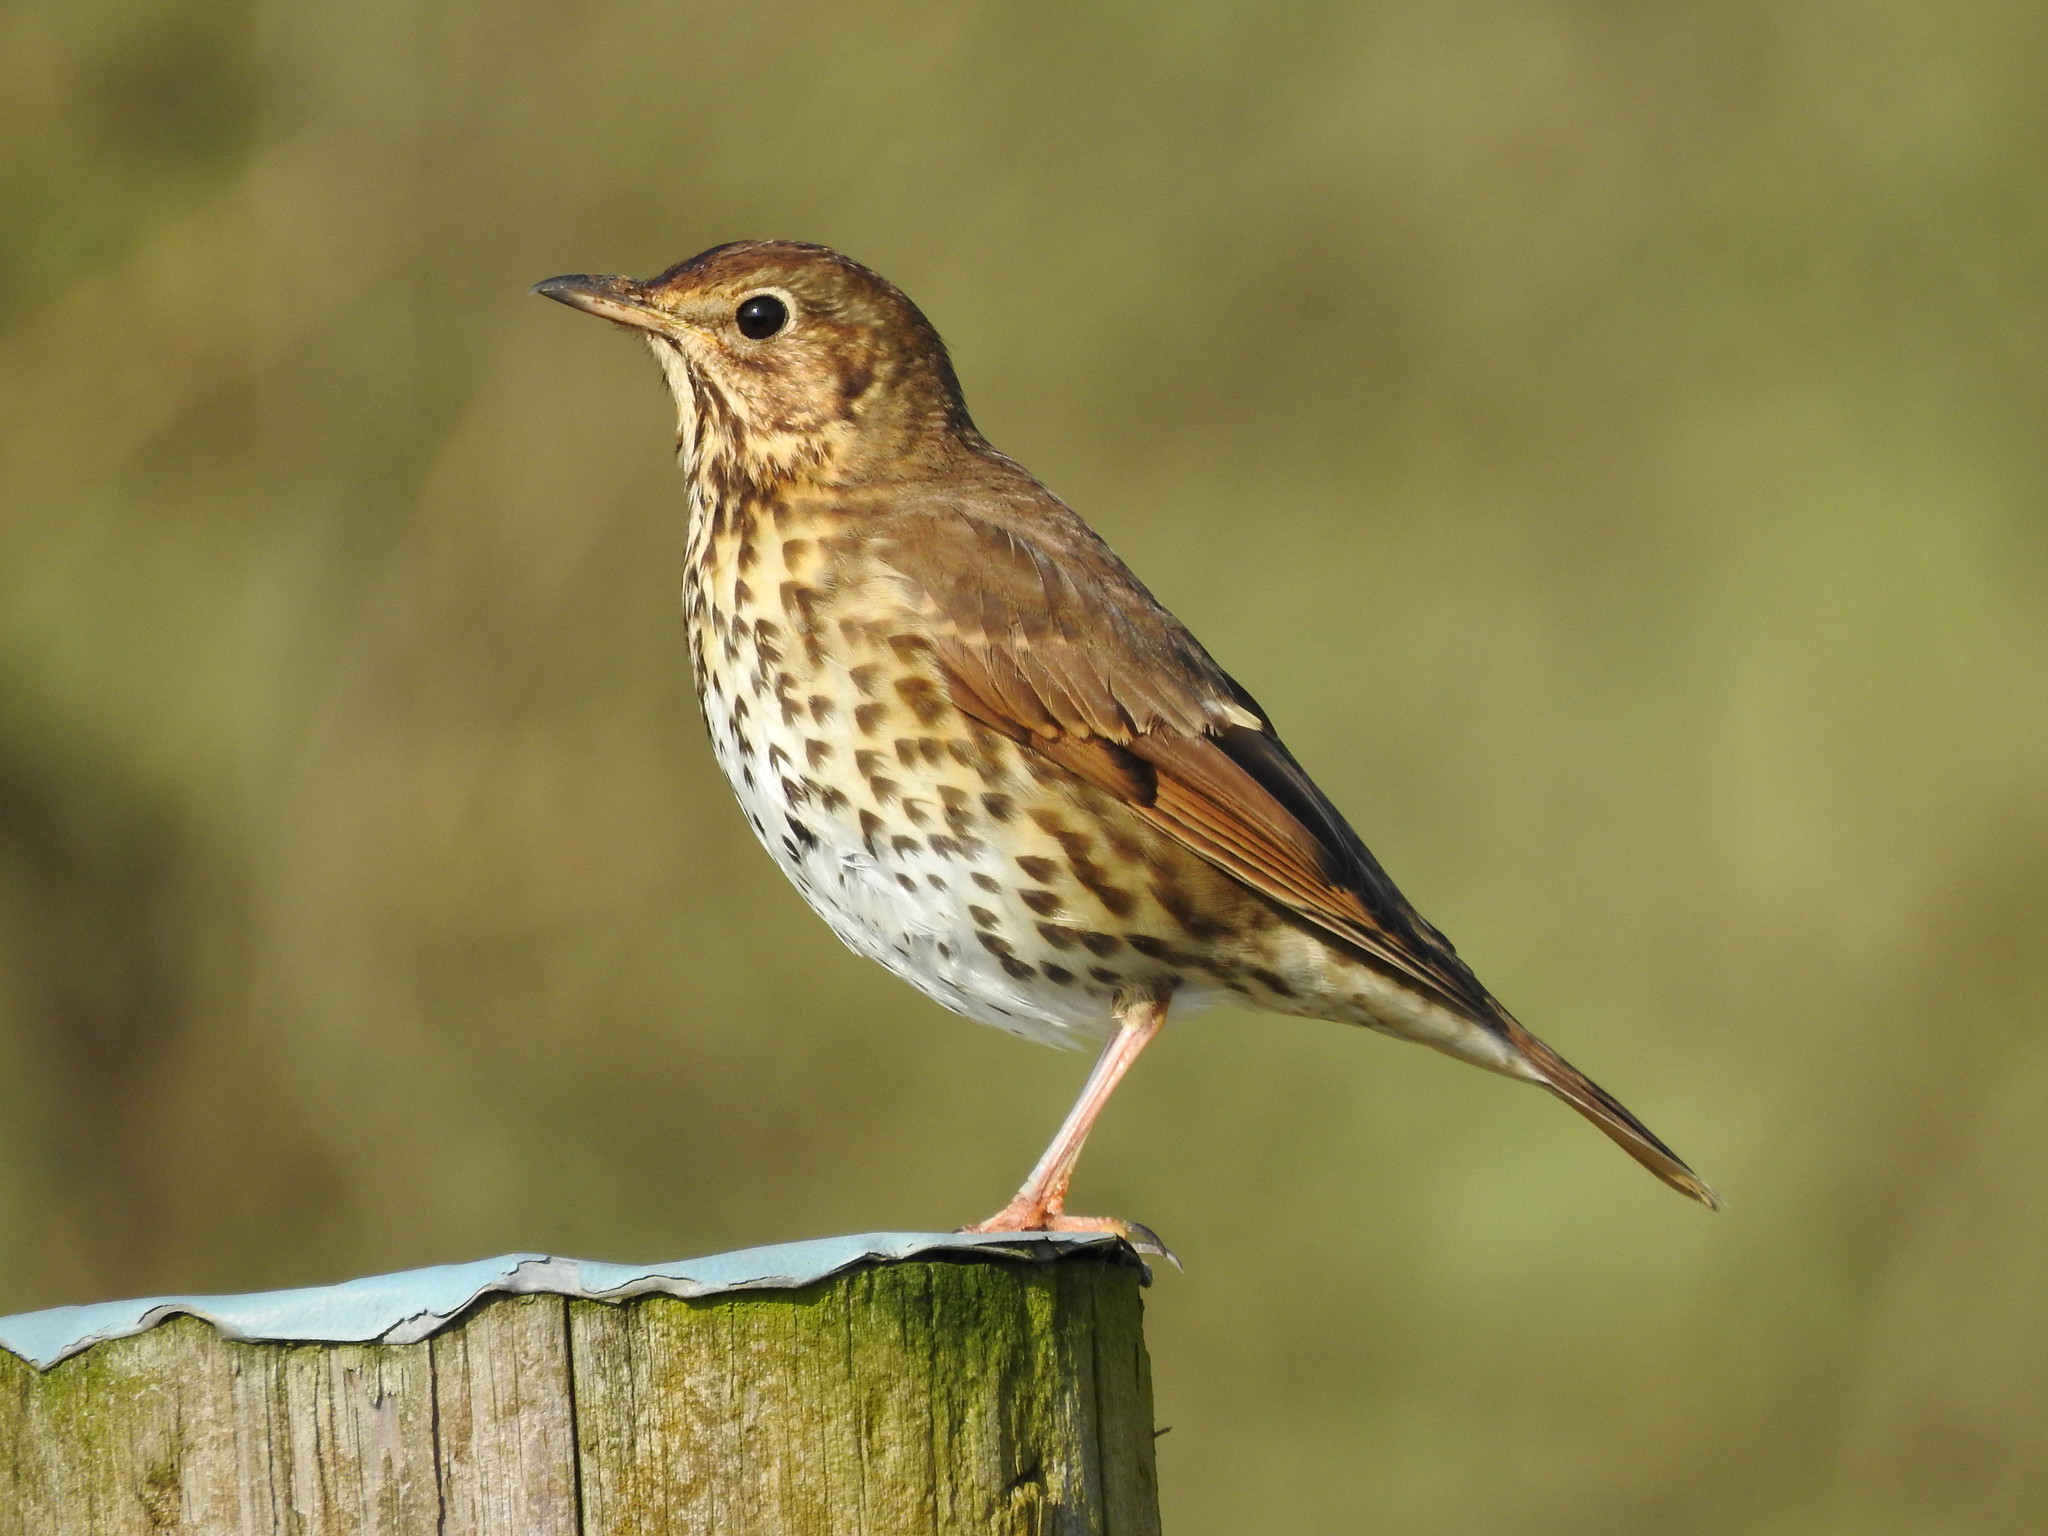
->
<box><xmin>0</xmin><ymin>1238</ymin><xmax>1161</xmax><ymax>1535</ymax></box>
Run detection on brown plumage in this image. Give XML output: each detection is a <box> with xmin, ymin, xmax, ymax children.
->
<box><xmin>535</xmin><ymin>241</ymin><xmax>1718</xmax><ymax>1244</ymax></box>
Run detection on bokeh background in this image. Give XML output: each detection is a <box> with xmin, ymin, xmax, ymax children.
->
<box><xmin>4</xmin><ymin>1</ymin><xmax>2046</xmax><ymax>1529</ymax></box>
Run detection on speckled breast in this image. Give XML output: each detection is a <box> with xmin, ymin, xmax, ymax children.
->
<box><xmin>680</xmin><ymin>495</ymin><xmax>1321</xmax><ymax>1049</ymax></box>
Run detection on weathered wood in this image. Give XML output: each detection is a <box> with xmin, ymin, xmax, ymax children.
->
<box><xmin>431</xmin><ymin>1293</ymin><xmax>580</xmax><ymax>1535</ymax></box>
<box><xmin>0</xmin><ymin>1250</ymin><xmax>1159</xmax><ymax>1535</ymax></box>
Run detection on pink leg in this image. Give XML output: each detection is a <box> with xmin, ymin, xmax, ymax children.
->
<box><xmin>964</xmin><ymin>997</ymin><xmax>1168</xmax><ymax>1246</ymax></box>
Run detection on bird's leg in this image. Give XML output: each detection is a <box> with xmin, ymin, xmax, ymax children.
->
<box><xmin>964</xmin><ymin>997</ymin><xmax>1170</xmax><ymax>1256</ymax></box>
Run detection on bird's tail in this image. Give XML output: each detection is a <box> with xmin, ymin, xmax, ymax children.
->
<box><xmin>1500</xmin><ymin>1019</ymin><xmax>1722</xmax><ymax>1209</ymax></box>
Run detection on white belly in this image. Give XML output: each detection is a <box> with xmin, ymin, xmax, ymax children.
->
<box><xmin>699</xmin><ymin>656</ymin><xmax>1161</xmax><ymax>1049</ymax></box>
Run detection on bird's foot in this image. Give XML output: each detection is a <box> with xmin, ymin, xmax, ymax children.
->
<box><xmin>960</xmin><ymin>1202</ymin><xmax>1179</xmax><ymax>1268</ymax></box>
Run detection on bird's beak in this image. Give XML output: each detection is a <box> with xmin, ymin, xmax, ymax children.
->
<box><xmin>531</xmin><ymin>273</ymin><xmax>673</xmax><ymax>334</ymax></box>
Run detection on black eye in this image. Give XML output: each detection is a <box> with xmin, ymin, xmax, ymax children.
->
<box><xmin>735</xmin><ymin>293</ymin><xmax>788</xmax><ymax>340</ymax></box>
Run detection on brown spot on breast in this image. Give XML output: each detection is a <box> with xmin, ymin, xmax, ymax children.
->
<box><xmin>901</xmin><ymin>799</ymin><xmax>932</xmax><ymax>827</ymax></box>
<box><xmin>1249</xmin><ymin>967</ymin><xmax>1297</xmax><ymax>999</ymax></box>
<box><xmin>1089</xmin><ymin>966</ymin><xmax>1121</xmax><ymax>986</ymax></box>
<box><xmin>1043</xmin><ymin>965</ymin><xmax>1075</xmax><ymax>986</ymax></box>
<box><xmin>970</xmin><ymin>872</ymin><xmax>1002</xmax><ymax>893</ymax></box>
<box><xmin>1079</xmin><ymin>932</ymin><xmax>1121</xmax><ymax>957</ymax></box>
<box><xmin>1016</xmin><ymin>855</ymin><xmax>1058</xmax><ymax>884</ymax></box>
<box><xmin>1047</xmin><ymin>828</ymin><xmax>1093</xmax><ymax>864</ymax></box>
<box><xmin>818</xmin><ymin>786</ymin><xmax>849</xmax><ymax>812</ymax></box>
<box><xmin>858</xmin><ymin>810</ymin><xmax>884</xmax><ymax>851</ymax></box>
<box><xmin>981</xmin><ymin>793</ymin><xmax>1014</xmax><ymax>822</ymax></box>
<box><xmin>773</xmin><ymin>673</ymin><xmax>802</xmax><ymax>726</ymax></box>
<box><xmin>848</xmin><ymin>663</ymin><xmax>882</xmax><ymax>697</ymax></box>
<box><xmin>1151</xmin><ymin>879</ymin><xmax>1228</xmax><ymax>942</ymax></box>
<box><xmin>951</xmin><ymin>735</ymin><xmax>1005</xmax><ymax>783</ymax></box>
<box><xmin>894</xmin><ymin>676</ymin><xmax>948</xmax><ymax>726</ymax></box>
<box><xmin>807</xmin><ymin>695</ymin><xmax>834</xmax><ymax>724</ymax></box>
<box><xmin>1124</xmin><ymin>934</ymin><xmax>1175</xmax><ymax>961</ymax></box>
<box><xmin>891</xmin><ymin>835</ymin><xmax>920</xmax><ymax>856</ymax></box>
<box><xmin>969</xmin><ymin>906</ymin><xmax>999</xmax><ymax>929</ymax></box>
<box><xmin>936</xmin><ymin>741</ymin><xmax>991</xmax><ymax>783</ymax></box>
<box><xmin>976</xmin><ymin>931</ymin><xmax>1036</xmax><ymax>981</ymax></box>
<box><xmin>805</xmin><ymin>739</ymin><xmax>832</xmax><ymax>769</ymax></box>
<box><xmin>927</xmin><ymin>834</ymin><xmax>968</xmax><ymax>859</ymax></box>
<box><xmin>1032</xmin><ymin>822</ymin><xmax>1136</xmax><ymax>919</ymax></box>
<box><xmin>1074</xmin><ymin>869</ymin><xmax>1135</xmax><ymax>919</ymax></box>
<box><xmin>778</xmin><ymin>582</ymin><xmax>821</xmax><ymax>628</ymax></box>
<box><xmin>894</xmin><ymin>738</ymin><xmax>920</xmax><ymax>767</ymax></box>
<box><xmin>1036</xmin><ymin>923</ymin><xmax>1077</xmax><ymax>951</ymax></box>
<box><xmin>935</xmin><ymin>786</ymin><xmax>975</xmax><ymax>836</ymax></box>
<box><xmin>868</xmin><ymin>776</ymin><xmax>900</xmax><ymax>803</ymax></box>
<box><xmin>781</xmin><ymin>538</ymin><xmax>812</xmax><ymax>565</ymax></box>
<box><xmin>854</xmin><ymin>749</ymin><xmax>887</xmax><ymax>777</ymax></box>
<box><xmin>854</xmin><ymin>702</ymin><xmax>889</xmax><ymax>734</ymax></box>
<box><xmin>1020</xmin><ymin>889</ymin><xmax>1062</xmax><ymax>916</ymax></box>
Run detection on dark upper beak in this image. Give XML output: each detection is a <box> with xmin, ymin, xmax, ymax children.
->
<box><xmin>531</xmin><ymin>273</ymin><xmax>673</xmax><ymax>333</ymax></box>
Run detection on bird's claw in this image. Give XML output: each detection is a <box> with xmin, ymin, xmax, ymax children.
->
<box><xmin>959</xmin><ymin>1209</ymin><xmax>1181</xmax><ymax>1273</ymax></box>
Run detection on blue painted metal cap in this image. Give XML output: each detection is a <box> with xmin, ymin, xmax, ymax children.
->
<box><xmin>0</xmin><ymin>1230</ymin><xmax>1131</xmax><ymax>1371</ymax></box>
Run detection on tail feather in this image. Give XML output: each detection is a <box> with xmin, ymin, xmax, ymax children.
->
<box><xmin>1501</xmin><ymin>1020</ymin><xmax>1722</xmax><ymax>1210</ymax></box>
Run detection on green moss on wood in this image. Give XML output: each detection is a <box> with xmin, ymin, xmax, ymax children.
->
<box><xmin>0</xmin><ymin>1251</ymin><xmax>1159</xmax><ymax>1535</ymax></box>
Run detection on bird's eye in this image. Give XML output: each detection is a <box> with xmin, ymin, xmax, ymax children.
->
<box><xmin>735</xmin><ymin>293</ymin><xmax>789</xmax><ymax>340</ymax></box>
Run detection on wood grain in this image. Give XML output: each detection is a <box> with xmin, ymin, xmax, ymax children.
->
<box><xmin>0</xmin><ymin>1251</ymin><xmax>1159</xmax><ymax>1534</ymax></box>
<box><xmin>431</xmin><ymin>1293</ymin><xmax>580</xmax><ymax>1536</ymax></box>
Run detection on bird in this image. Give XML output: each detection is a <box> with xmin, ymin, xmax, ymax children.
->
<box><xmin>534</xmin><ymin>241</ymin><xmax>1718</xmax><ymax>1248</ymax></box>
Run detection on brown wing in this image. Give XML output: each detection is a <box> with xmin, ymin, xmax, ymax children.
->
<box><xmin>866</xmin><ymin>489</ymin><xmax>1721</xmax><ymax>1209</ymax></box>
<box><xmin>866</xmin><ymin>492</ymin><xmax>1501</xmax><ymax>1024</ymax></box>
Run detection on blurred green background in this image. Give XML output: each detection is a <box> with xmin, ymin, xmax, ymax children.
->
<box><xmin>3</xmin><ymin>1</ymin><xmax>2045</xmax><ymax>1529</ymax></box>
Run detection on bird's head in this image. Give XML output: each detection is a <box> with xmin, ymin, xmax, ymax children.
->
<box><xmin>535</xmin><ymin>241</ymin><xmax>978</xmax><ymax>487</ymax></box>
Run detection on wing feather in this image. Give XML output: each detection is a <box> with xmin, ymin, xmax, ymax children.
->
<box><xmin>863</xmin><ymin>486</ymin><xmax>1718</xmax><ymax>1208</ymax></box>
<box><xmin>873</xmin><ymin>495</ymin><xmax>1497</xmax><ymax>1020</ymax></box>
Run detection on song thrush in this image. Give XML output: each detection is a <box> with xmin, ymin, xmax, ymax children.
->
<box><xmin>535</xmin><ymin>242</ymin><xmax>1718</xmax><ymax>1246</ymax></box>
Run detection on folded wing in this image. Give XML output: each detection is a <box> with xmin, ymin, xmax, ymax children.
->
<box><xmin>866</xmin><ymin>492</ymin><xmax>1719</xmax><ymax>1208</ymax></box>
